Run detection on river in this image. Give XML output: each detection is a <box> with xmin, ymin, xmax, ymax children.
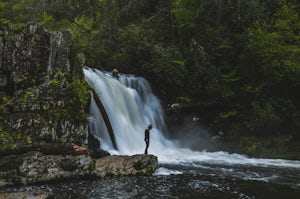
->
<box><xmin>6</xmin><ymin>158</ymin><xmax>299</xmax><ymax>198</ymax></box>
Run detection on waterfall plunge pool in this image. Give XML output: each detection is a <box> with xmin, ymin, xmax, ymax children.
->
<box><xmin>4</xmin><ymin>161</ymin><xmax>300</xmax><ymax>198</ymax></box>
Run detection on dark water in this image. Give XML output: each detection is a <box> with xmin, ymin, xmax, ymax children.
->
<box><xmin>5</xmin><ymin>162</ymin><xmax>299</xmax><ymax>199</ymax></box>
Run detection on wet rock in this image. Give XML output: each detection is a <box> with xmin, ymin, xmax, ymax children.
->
<box><xmin>0</xmin><ymin>179</ymin><xmax>12</xmax><ymax>187</ymax></box>
<box><xmin>0</xmin><ymin>190</ymin><xmax>50</xmax><ymax>199</ymax></box>
<box><xmin>0</xmin><ymin>151</ymin><xmax>94</xmax><ymax>186</ymax></box>
<box><xmin>0</xmin><ymin>152</ymin><xmax>158</xmax><ymax>186</ymax></box>
<box><xmin>94</xmin><ymin>154</ymin><xmax>158</xmax><ymax>177</ymax></box>
<box><xmin>168</xmin><ymin>103</ymin><xmax>181</xmax><ymax>112</ymax></box>
<box><xmin>91</xmin><ymin>149</ymin><xmax>111</xmax><ymax>159</ymax></box>
<box><xmin>87</xmin><ymin>133</ymin><xmax>110</xmax><ymax>158</ymax></box>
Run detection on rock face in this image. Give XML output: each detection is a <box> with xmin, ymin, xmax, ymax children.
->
<box><xmin>0</xmin><ymin>152</ymin><xmax>158</xmax><ymax>186</ymax></box>
<box><xmin>95</xmin><ymin>155</ymin><xmax>158</xmax><ymax>177</ymax></box>
<box><xmin>0</xmin><ymin>23</ymin><xmax>87</xmax><ymax>147</ymax></box>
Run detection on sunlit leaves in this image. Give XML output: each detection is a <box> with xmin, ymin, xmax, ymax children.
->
<box><xmin>246</xmin><ymin>3</ymin><xmax>300</xmax><ymax>86</ymax></box>
<box><xmin>172</xmin><ymin>0</ymin><xmax>204</xmax><ymax>28</ymax></box>
<box><xmin>40</xmin><ymin>12</ymin><xmax>54</xmax><ymax>26</ymax></box>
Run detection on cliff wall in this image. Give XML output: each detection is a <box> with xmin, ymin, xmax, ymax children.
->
<box><xmin>0</xmin><ymin>23</ymin><xmax>88</xmax><ymax>150</ymax></box>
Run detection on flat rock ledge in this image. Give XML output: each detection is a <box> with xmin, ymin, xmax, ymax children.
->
<box><xmin>95</xmin><ymin>154</ymin><xmax>158</xmax><ymax>177</ymax></box>
<box><xmin>0</xmin><ymin>151</ymin><xmax>158</xmax><ymax>187</ymax></box>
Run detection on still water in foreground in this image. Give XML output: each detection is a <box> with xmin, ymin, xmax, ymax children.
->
<box><xmin>11</xmin><ymin>160</ymin><xmax>299</xmax><ymax>199</ymax></box>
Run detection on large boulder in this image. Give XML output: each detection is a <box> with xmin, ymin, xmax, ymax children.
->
<box><xmin>94</xmin><ymin>154</ymin><xmax>158</xmax><ymax>177</ymax></box>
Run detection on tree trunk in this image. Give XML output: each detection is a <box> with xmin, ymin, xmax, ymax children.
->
<box><xmin>216</xmin><ymin>0</ymin><xmax>223</xmax><ymax>27</ymax></box>
<box><xmin>168</xmin><ymin>0</ymin><xmax>176</xmax><ymax>44</ymax></box>
<box><xmin>91</xmin><ymin>89</ymin><xmax>118</xmax><ymax>150</ymax></box>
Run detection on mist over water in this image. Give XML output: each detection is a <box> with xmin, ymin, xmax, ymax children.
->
<box><xmin>168</xmin><ymin>115</ymin><xmax>216</xmax><ymax>151</ymax></box>
<box><xmin>83</xmin><ymin>66</ymin><xmax>300</xmax><ymax>169</ymax></box>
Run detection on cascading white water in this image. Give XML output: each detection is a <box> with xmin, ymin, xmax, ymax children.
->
<box><xmin>84</xmin><ymin>66</ymin><xmax>173</xmax><ymax>155</ymax></box>
<box><xmin>84</xmin><ymin>66</ymin><xmax>300</xmax><ymax>169</ymax></box>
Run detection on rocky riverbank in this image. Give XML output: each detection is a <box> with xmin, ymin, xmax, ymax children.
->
<box><xmin>0</xmin><ymin>152</ymin><xmax>158</xmax><ymax>188</ymax></box>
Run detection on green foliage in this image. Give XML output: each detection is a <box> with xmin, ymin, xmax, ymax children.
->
<box><xmin>244</xmin><ymin>3</ymin><xmax>300</xmax><ymax>90</ymax></box>
<box><xmin>1</xmin><ymin>0</ymin><xmax>300</xmax><ymax>144</ymax></box>
<box><xmin>221</xmin><ymin>72</ymin><xmax>240</xmax><ymax>83</ymax></box>
<box><xmin>47</xmin><ymin>70</ymin><xmax>90</xmax><ymax>121</ymax></box>
<box><xmin>219</xmin><ymin>135</ymin><xmax>300</xmax><ymax>159</ymax></box>
<box><xmin>40</xmin><ymin>11</ymin><xmax>54</xmax><ymax>26</ymax></box>
<box><xmin>88</xmin><ymin>159</ymin><xmax>96</xmax><ymax>171</ymax></box>
<box><xmin>112</xmin><ymin>23</ymin><xmax>155</xmax><ymax>70</ymax></box>
<box><xmin>246</xmin><ymin>101</ymin><xmax>282</xmax><ymax>135</ymax></box>
<box><xmin>141</xmin><ymin>44</ymin><xmax>186</xmax><ymax>100</ymax></box>
<box><xmin>66</xmin><ymin>79</ymin><xmax>90</xmax><ymax>119</ymax></box>
<box><xmin>0</xmin><ymin>124</ymin><xmax>33</xmax><ymax>151</ymax></box>
<box><xmin>1</xmin><ymin>96</ymin><xmax>13</xmax><ymax>106</ymax></box>
<box><xmin>186</xmin><ymin>39</ymin><xmax>221</xmax><ymax>103</ymax></box>
<box><xmin>172</xmin><ymin>0</ymin><xmax>203</xmax><ymax>28</ymax></box>
<box><xmin>0</xmin><ymin>1</ymin><xmax>10</xmax><ymax>26</ymax></box>
<box><xmin>0</xmin><ymin>127</ymin><xmax>17</xmax><ymax>150</ymax></box>
<box><xmin>221</xmin><ymin>71</ymin><xmax>240</xmax><ymax>99</ymax></box>
<box><xmin>49</xmin><ymin>70</ymin><xmax>66</xmax><ymax>87</ymax></box>
<box><xmin>26</xmin><ymin>136</ymin><xmax>32</xmax><ymax>145</ymax></box>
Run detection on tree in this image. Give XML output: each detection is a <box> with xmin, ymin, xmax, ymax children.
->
<box><xmin>239</xmin><ymin>2</ymin><xmax>300</xmax><ymax>135</ymax></box>
<box><xmin>243</xmin><ymin>3</ymin><xmax>300</xmax><ymax>99</ymax></box>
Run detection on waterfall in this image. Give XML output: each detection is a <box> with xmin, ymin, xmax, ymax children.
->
<box><xmin>83</xmin><ymin>66</ymin><xmax>300</xmax><ymax>169</ymax></box>
<box><xmin>84</xmin><ymin>66</ymin><xmax>172</xmax><ymax>155</ymax></box>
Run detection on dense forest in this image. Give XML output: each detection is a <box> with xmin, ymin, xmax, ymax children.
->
<box><xmin>1</xmin><ymin>0</ymin><xmax>300</xmax><ymax>158</ymax></box>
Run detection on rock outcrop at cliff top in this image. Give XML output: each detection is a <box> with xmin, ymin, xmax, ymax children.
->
<box><xmin>0</xmin><ymin>23</ymin><xmax>87</xmax><ymax>146</ymax></box>
<box><xmin>0</xmin><ymin>152</ymin><xmax>158</xmax><ymax>187</ymax></box>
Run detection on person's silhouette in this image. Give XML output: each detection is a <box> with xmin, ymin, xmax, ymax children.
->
<box><xmin>144</xmin><ymin>124</ymin><xmax>152</xmax><ymax>154</ymax></box>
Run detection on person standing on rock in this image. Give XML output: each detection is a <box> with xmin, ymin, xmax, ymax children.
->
<box><xmin>144</xmin><ymin>124</ymin><xmax>152</xmax><ymax>154</ymax></box>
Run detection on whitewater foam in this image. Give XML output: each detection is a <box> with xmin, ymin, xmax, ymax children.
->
<box><xmin>154</xmin><ymin>167</ymin><xmax>183</xmax><ymax>176</ymax></box>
